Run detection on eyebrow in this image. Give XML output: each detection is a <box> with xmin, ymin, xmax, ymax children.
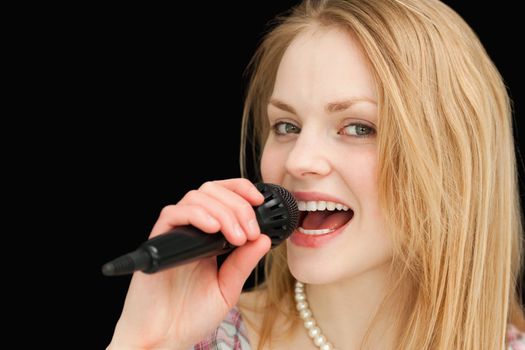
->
<box><xmin>268</xmin><ymin>97</ymin><xmax>377</xmax><ymax>115</ymax></box>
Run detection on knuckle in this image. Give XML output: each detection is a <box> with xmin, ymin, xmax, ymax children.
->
<box><xmin>159</xmin><ymin>204</ymin><xmax>177</xmax><ymax>218</ymax></box>
<box><xmin>184</xmin><ymin>189</ymin><xmax>200</xmax><ymax>201</ymax></box>
<box><xmin>199</xmin><ymin>181</ymin><xmax>217</xmax><ymax>191</ymax></box>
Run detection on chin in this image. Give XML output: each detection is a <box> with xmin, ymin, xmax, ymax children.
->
<box><xmin>286</xmin><ymin>250</ymin><xmax>348</xmax><ymax>285</ymax></box>
<box><xmin>286</xmin><ymin>243</ymin><xmax>393</xmax><ymax>285</ymax></box>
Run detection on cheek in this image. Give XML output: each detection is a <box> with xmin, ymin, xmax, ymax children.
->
<box><xmin>355</xmin><ymin>163</ymin><xmax>378</xmax><ymax>199</ymax></box>
<box><xmin>339</xmin><ymin>148</ymin><xmax>378</xmax><ymax>195</ymax></box>
<box><xmin>260</xmin><ymin>142</ymin><xmax>286</xmax><ymax>183</ymax></box>
<box><xmin>338</xmin><ymin>149</ymin><xmax>382</xmax><ymax>221</ymax></box>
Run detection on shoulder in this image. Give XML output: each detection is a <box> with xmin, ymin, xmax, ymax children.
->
<box><xmin>507</xmin><ymin>323</ymin><xmax>525</xmax><ymax>349</ymax></box>
<box><xmin>189</xmin><ymin>306</ymin><xmax>251</xmax><ymax>350</ymax></box>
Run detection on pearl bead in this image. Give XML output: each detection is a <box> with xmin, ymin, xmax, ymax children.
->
<box><xmin>320</xmin><ymin>343</ymin><xmax>333</xmax><ymax>350</ymax></box>
<box><xmin>314</xmin><ymin>334</ymin><xmax>327</xmax><ymax>346</ymax></box>
<box><xmin>296</xmin><ymin>301</ymin><xmax>308</xmax><ymax>311</ymax></box>
<box><xmin>303</xmin><ymin>317</ymin><xmax>316</xmax><ymax>329</ymax></box>
<box><xmin>299</xmin><ymin>309</ymin><xmax>312</xmax><ymax>319</ymax></box>
<box><xmin>295</xmin><ymin>292</ymin><xmax>306</xmax><ymax>302</ymax></box>
<box><xmin>308</xmin><ymin>326</ymin><xmax>321</xmax><ymax>338</ymax></box>
<box><xmin>295</xmin><ymin>280</ymin><xmax>337</xmax><ymax>350</ymax></box>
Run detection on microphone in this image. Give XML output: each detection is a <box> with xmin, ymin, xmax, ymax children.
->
<box><xmin>101</xmin><ymin>183</ymin><xmax>299</xmax><ymax>276</ymax></box>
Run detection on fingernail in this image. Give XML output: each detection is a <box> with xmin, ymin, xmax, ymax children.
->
<box><xmin>248</xmin><ymin>219</ymin><xmax>259</xmax><ymax>237</ymax></box>
<box><xmin>234</xmin><ymin>225</ymin><xmax>245</xmax><ymax>241</ymax></box>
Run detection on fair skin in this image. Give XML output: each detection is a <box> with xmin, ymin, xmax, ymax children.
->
<box><xmin>108</xmin><ymin>26</ymin><xmax>397</xmax><ymax>350</ymax></box>
<box><xmin>240</xmin><ymin>27</ymin><xmax>397</xmax><ymax>349</ymax></box>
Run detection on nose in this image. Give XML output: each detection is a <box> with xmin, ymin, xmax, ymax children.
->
<box><xmin>285</xmin><ymin>129</ymin><xmax>332</xmax><ymax>178</ymax></box>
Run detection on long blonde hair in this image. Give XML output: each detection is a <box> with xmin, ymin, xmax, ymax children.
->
<box><xmin>240</xmin><ymin>1</ymin><xmax>525</xmax><ymax>348</ymax></box>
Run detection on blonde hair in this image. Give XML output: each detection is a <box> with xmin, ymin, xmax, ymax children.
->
<box><xmin>240</xmin><ymin>0</ymin><xmax>525</xmax><ymax>349</ymax></box>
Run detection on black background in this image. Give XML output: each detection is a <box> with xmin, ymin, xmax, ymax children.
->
<box><xmin>59</xmin><ymin>2</ymin><xmax>524</xmax><ymax>348</ymax></box>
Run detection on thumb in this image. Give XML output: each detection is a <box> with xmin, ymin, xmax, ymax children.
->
<box><xmin>217</xmin><ymin>235</ymin><xmax>272</xmax><ymax>308</ymax></box>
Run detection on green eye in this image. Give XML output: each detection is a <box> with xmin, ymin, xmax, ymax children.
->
<box><xmin>273</xmin><ymin>122</ymin><xmax>301</xmax><ymax>135</ymax></box>
<box><xmin>340</xmin><ymin>123</ymin><xmax>376</xmax><ymax>138</ymax></box>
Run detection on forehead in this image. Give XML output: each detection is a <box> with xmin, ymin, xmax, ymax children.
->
<box><xmin>272</xmin><ymin>26</ymin><xmax>377</xmax><ymax>104</ymax></box>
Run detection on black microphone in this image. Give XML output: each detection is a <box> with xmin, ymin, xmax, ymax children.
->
<box><xmin>101</xmin><ymin>183</ymin><xmax>299</xmax><ymax>276</ymax></box>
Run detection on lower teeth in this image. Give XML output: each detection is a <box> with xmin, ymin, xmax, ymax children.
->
<box><xmin>298</xmin><ymin>227</ymin><xmax>335</xmax><ymax>235</ymax></box>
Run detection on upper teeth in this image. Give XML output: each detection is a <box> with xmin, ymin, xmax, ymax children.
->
<box><xmin>297</xmin><ymin>200</ymin><xmax>350</xmax><ymax>211</ymax></box>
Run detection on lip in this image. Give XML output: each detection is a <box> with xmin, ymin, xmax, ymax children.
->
<box><xmin>289</xmin><ymin>216</ymin><xmax>353</xmax><ymax>248</ymax></box>
<box><xmin>292</xmin><ymin>191</ymin><xmax>353</xmax><ymax>209</ymax></box>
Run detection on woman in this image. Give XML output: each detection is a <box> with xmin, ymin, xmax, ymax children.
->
<box><xmin>107</xmin><ymin>0</ymin><xmax>525</xmax><ymax>349</ymax></box>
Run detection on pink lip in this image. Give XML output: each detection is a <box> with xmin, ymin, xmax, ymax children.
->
<box><xmin>289</xmin><ymin>218</ymin><xmax>353</xmax><ymax>248</ymax></box>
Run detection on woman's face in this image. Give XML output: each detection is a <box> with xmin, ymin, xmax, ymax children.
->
<box><xmin>261</xmin><ymin>27</ymin><xmax>392</xmax><ymax>284</ymax></box>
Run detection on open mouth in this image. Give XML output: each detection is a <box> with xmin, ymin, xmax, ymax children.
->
<box><xmin>297</xmin><ymin>201</ymin><xmax>354</xmax><ymax>235</ymax></box>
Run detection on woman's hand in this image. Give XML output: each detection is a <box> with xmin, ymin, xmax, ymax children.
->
<box><xmin>107</xmin><ymin>179</ymin><xmax>271</xmax><ymax>350</ymax></box>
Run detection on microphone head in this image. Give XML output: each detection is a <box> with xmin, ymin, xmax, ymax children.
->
<box><xmin>255</xmin><ymin>183</ymin><xmax>299</xmax><ymax>247</ymax></box>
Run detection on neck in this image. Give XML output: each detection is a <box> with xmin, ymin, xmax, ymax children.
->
<box><xmin>303</xmin><ymin>263</ymin><xmax>405</xmax><ymax>349</ymax></box>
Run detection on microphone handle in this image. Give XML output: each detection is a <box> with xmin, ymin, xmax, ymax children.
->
<box><xmin>142</xmin><ymin>226</ymin><xmax>235</xmax><ymax>273</ymax></box>
<box><xmin>102</xmin><ymin>226</ymin><xmax>235</xmax><ymax>276</ymax></box>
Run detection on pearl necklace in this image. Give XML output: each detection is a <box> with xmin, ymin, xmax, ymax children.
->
<box><xmin>295</xmin><ymin>280</ymin><xmax>338</xmax><ymax>350</ymax></box>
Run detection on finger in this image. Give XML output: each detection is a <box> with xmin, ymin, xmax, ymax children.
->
<box><xmin>149</xmin><ymin>204</ymin><xmax>221</xmax><ymax>238</ymax></box>
<box><xmin>210</xmin><ymin>179</ymin><xmax>265</xmax><ymax>206</ymax></box>
<box><xmin>217</xmin><ymin>235</ymin><xmax>272</xmax><ymax>308</ymax></box>
<box><xmin>181</xmin><ymin>190</ymin><xmax>247</xmax><ymax>246</ymax></box>
<box><xmin>199</xmin><ymin>181</ymin><xmax>261</xmax><ymax>241</ymax></box>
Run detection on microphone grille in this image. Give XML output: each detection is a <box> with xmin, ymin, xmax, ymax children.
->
<box><xmin>255</xmin><ymin>183</ymin><xmax>299</xmax><ymax>246</ymax></box>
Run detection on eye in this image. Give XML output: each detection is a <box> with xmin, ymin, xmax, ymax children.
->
<box><xmin>339</xmin><ymin>123</ymin><xmax>376</xmax><ymax>138</ymax></box>
<box><xmin>272</xmin><ymin>121</ymin><xmax>301</xmax><ymax>135</ymax></box>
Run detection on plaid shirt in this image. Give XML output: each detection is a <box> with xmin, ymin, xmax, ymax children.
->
<box><xmin>191</xmin><ymin>307</ymin><xmax>251</xmax><ymax>350</ymax></box>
